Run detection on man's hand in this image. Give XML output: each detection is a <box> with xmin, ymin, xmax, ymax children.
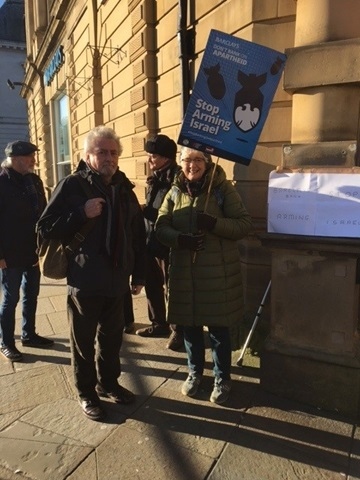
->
<box><xmin>84</xmin><ymin>198</ymin><xmax>106</xmax><ymax>219</ymax></box>
<box><xmin>0</xmin><ymin>258</ymin><xmax>7</xmax><ymax>269</ymax></box>
<box><xmin>197</xmin><ymin>212</ymin><xmax>217</xmax><ymax>231</ymax></box>
<box><xmin>178</xmin><ymin>233</ymin><xmax>205</xmax><ymax>251</ymax></box>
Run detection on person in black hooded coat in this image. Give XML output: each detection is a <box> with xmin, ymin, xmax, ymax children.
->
<box><xmin>135</xmin><ymin>134</ymin><xmax>184</xmax><ymax>351</ymax></box>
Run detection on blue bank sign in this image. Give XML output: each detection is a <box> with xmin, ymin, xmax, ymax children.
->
<box><xmin>44</xmin><ymin>45</ymin><xmax>65</xmax><ymax>86</ymax></box>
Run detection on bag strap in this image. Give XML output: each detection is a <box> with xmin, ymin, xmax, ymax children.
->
<box><xmin>65</xmin><ymin>219</ymin><xmax>96</xmax><ymax>254</ymax></box>
<box><xmin>74</xmin><ymin>172</ymin><xmax>95</xmax><ymax>198</ymax></box>
<box><xmin>65</xmin><ymin>174</ymin><xmax>97</xmax><ymax>255</ymax></box>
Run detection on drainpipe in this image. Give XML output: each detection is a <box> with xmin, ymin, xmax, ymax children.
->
<box><xmin>89</xmin><ymin>0</ymin><xmax>103</xmax><ymax>124</ymax></box>
<box><xmin>177</xmin><ymin>0</ymin><xmax>194</xmax><ymax>116</ymax></box>
<box><xmin>91</xmin><ymin>0</ymin><xmax>98</xmax><ymax>61</ymax></box>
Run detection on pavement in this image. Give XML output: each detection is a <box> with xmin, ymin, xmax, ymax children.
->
<box><xmin>0</xmin><ymin>276</ymin><xmax>359</xmax><ymax>480</ymax></box>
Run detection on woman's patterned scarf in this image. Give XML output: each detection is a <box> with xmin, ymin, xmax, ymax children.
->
<box><xmin>184</xmin><ymin>178</ymin><xmax>206</xmax><ymax>198</ymax></box>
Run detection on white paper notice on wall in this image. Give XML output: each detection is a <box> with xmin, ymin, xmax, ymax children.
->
<box><xmin>267</xmin><ymin>171</ymin><xmax>360</xmax><ymax>237</ymax></box>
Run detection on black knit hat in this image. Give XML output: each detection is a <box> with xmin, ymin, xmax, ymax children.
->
<box><xmin>145</xmin><ymin>135</ymin><xmax>177</xmax><ymax>160</ymax></box>
<box><xmin>5</xmin><ymin>140</ymin><xmax>39</xmax><ymax>157</ymax></box>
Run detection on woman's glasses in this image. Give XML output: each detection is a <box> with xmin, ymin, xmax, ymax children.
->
<box><xmin>181</xmin><ymin>157</ymin><xmax>205</xmax><ymax>164</ymax></box>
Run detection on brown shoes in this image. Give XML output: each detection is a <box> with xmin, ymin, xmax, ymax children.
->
<box><xmin>166</xmin><ymin>331</ymin><xmax>184</xmax><ymax>351</ymax></box>
<box><xmin>96</xmin><ymin>384</ymin><xmax>135</xmax><ymax>404</ymax></box>
<box><xmin>135</xmin><ymin>325</ymin><xmax>170</xmax><ymax>337</ymax></box>
<box><xmin>123</xmin><ymin>323</ymin><xmax>135</xmax><ymax>334</ymax></box>
<box><xmin>79</xmin><ymin>398</ymin><xmax>106</xmax><ymax>421</ymax></box>
<box><xmin>80</xmin><ymin>383</ymin><xmax>135</xmax><ymax>420</ymax></box>
<box><xmin>135</xmin><ymin>325</ymin><xmax>184</xmax><ymax>350</ymax></box>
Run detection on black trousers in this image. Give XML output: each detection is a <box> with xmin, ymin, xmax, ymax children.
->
<box><xmin>144</xmin><ymin>252</ymin><xmax>182</xmax><ymax>334</ymax></box>
<box><xmin>67</xmin><ymin>293</ymin><xmax>124</xmax><ymax>401</ymax></box>
<box><xmin>145</xmin><ymin>253</ymin><xmax>168</xmax><ymax>326</ymax></box>
<box><xmin>124</xmin><ymin>286</ymin><xmax>135</xmax><ymax>326</ymax></box>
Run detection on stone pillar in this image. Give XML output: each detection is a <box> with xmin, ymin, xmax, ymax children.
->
<box><xmin>260</xmin><ymin>234</ymin><xmax>360</xmax><ymax>418</ymax></box>
<box><xmin>286</xmin><ymin>0</ymin><xmax>360</xmax><ymax>147</ymax></box>
<box><xmin>261</xmin><ymin>0</ymin><xmax>360</xmax><ymax>418</ymax></box>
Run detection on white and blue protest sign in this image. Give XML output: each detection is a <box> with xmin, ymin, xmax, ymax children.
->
<box><xmin>178</xmin><ymin>30</ymin><xmax>287</xmax><ymax>166</ymax></box>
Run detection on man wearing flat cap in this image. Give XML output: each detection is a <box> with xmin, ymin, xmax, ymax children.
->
<box><xmin>0</xmin><ymin>140</ymin><xmax>53</xmax><ymax>362</ymax></box>
<box><xmin>135</xmin><ymin>134</ymin><xmax>184</xmax><ymax>351</ymax></box>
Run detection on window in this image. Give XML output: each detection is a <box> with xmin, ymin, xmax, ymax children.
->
<box><xmin>54</xmin><ymin>94</ymin><xmax>71</xmax><ymax>181</ymax></box>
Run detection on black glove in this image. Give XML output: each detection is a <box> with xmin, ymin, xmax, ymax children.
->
<box><xmin>178</xmin><ymin>233</ymin><xmax>205</xmax><ymax>251</ymax></box>
<box><xmin>196</xmin><ymin>212</ymin><xmax>217</xmax><ymax>231</ymax></box>
<box><xmin>143</xmin><ymin>206</ymin><xmax>158</xmax><ymax>223</ymax></box>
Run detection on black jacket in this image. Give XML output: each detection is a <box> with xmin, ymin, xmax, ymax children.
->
<box><xmin>0</xmin><ymin>168</ymin><xmax>46</xmax><ymax>267</ymax></box>
<box><xmin>37</xmin><ymin>160</ymin><xmax>146</xmax><ymax>296</ymax></box>
<box><xmin>143</xmin><ymin>162</ymin><xmax>180</xmax><ymax>259</ymax></box>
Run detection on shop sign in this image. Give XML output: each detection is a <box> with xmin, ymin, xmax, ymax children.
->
<box><xmin>44</xmin><ymin>45</ymin><xmax>65</xmax><ymax>87</ymax></box>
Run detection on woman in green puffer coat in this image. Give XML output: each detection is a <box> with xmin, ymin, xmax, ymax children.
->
<box><xmin>155</xmin><ymin>147</ymin><xmax>252</xmax><ymax>404</ymax></box>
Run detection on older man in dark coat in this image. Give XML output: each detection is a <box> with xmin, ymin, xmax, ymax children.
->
<box><xmin>0</xmin><ymin>140</ymin><xmax>53</xmax><ymax>363</ymax></box>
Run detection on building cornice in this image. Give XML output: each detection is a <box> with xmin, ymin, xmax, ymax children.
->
<box><xmin>0</xmin><ymin>41</ymin><xmax>25</xmax><ymax>50</ymax></box>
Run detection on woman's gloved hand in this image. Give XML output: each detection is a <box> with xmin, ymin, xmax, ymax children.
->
<box><xmin>196</xmin><ymin>212</ymin><xmax>217</xmax><ymax>231</ymax></box>
<box><xmin>178</xmin><ymin>233</ymin><xmax>205</xmax><ymax>251</ymax></box>
<box><xmin>143</xmin><ymin>206</ymin><xmax>158</xmax><ymax>222</ymax></box>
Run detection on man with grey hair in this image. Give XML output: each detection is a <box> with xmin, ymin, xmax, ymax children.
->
<box><xmin>0</xmin><ymin>140</ymin><xmax>52</xmax><ymax>363</ymax></box>
<box><xmin>37</xmin><ymin>125</ymin><xmax>146</xmax><ymax>421</ymax></box>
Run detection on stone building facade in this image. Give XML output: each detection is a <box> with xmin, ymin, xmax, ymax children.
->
<box><xmin>22</xmin><ymin>0</ymin><xmax>360</xmax><ymax>415</ymax></box>
<box><xmin>23</xmin><ymin>0</ymin><xmax>298</xmax><ymax>305</ymax></box>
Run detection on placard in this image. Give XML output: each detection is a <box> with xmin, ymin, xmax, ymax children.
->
<box><xmin>178</xmin><ymin>30</ymin><xmax>287</xmax><ymax>165</ymax></box>
<box><xmin>268</xmin><ymin>171</ymin><xmax>360</xmax><ymax>237</ymax></box>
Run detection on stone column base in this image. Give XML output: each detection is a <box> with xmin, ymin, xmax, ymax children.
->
<box><xmin>260</xmin><ymin>350</ymin><xmax>360</xmax><ymax>419</ymax></box>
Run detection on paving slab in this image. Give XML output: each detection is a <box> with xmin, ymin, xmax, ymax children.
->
<box><xmin>47</xmin><ymin>294</ymin><xmax>67</xmax><ymax>313</ymax></box>
<box><xmin>0</xmin><ymin>359</ymin><xmax>14</xmax><ymax>376</ymax></box>
<box><xmin>66</xmin><ymin>452</ymin><xmax>97</xmax><ymax>480</ymax></box>
<box><xmin>0</xmin><ymin>464</ymin><xmax>32</xmax><ymax>480</ymax></box>
<box><xmin>118</xmin><ymin>357</ymin><xmax>177</xmax><ymax>398</ymax></box>
<box><xmin>24</xmin><ymin>313</ymin><xmax>55</xmax><ymax>337</ymax></box>
<box><xmin>96</xmin><ymin>423</ymin><xmax>214</xmax><ymax>480</ymax></box>
<box><xmin>0</xmin><ymin>421</ymin><xmax>92</xmax><ymax>480</ymax></box>
<box><xmin>26</xmin><ymin>297</ymin><xmax>56</xmax><ymax>317</ymax></box>
<box><xmin>127</xmin><ymin>387</ymin><xmax>234</xmax><ymax>459</ymax></box>
<box><xmin>0</xmin><ymin>365</ymin><xmax>71</xmax><ymax>414</ymax></box>
<box><xmin>208</xmin><ymin>440</ymin><xmax>346</xmax><ymax>480</ymax></box>
<box><xmin>45</xmin><ymin>310</ymin><xmax>70</xmax><ymax>335</ymax></box>
<box><xmin>20</xmin><ymin>398</ymin><xmax>126</xmax><ymax>444</ymax></box>
<box><xmin>0</xmin><ymin>408</ymin><xmax>32</xmax><ymax>431</ymax></box>
<box><xmin>208</xmin><ymin>389</ymin><xmax>354</xmax><ymax>480</ymax></box>
<box><xmin>5</xmin><ymin>343</ymin><xmax>71</xmax><ymax>374</ymax></box>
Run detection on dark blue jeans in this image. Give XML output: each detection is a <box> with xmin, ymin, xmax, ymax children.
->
<box><xmin>0</xmin><ymin>266</ymin><xmax>41</xmax><ymax>348</ymax></box>
<box><xmin>183</xmin><ymin>325</ymin><xmax>232</xmax><ymax>381</ymax></box>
